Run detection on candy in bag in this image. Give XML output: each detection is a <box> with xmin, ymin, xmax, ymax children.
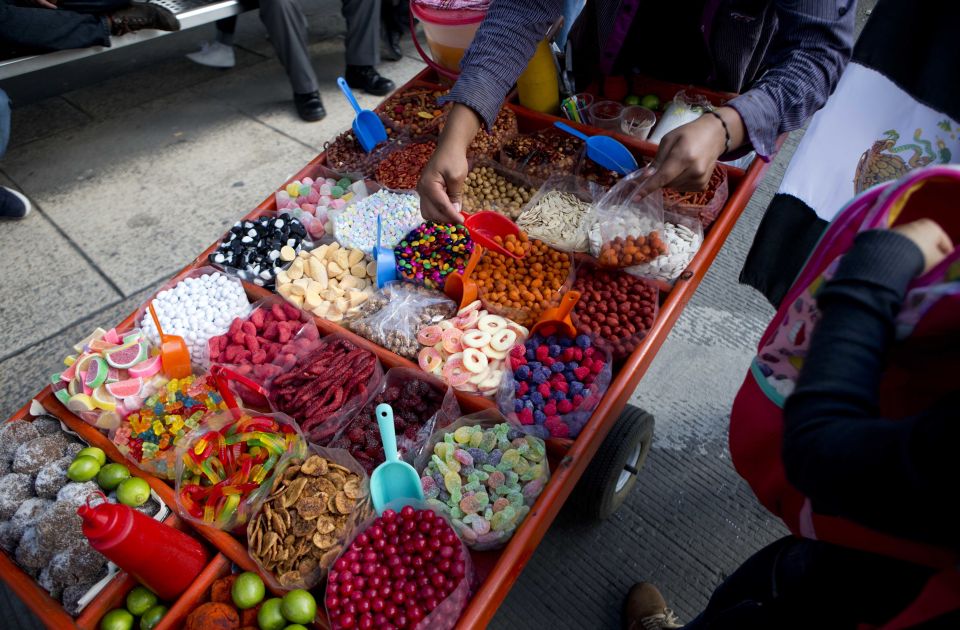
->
<box><xmin>349</xmin><ymin>283</ymin><xmax>457</xmax><ymax>359</ymax></box>
<box><xmin>587</xmin><ymin>171</ymin><xmax>668</xmax><ymax>269</ymax></box>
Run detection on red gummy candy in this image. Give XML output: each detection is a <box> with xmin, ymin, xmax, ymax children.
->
<box><xmin>554</xmin><ymin>381</ymin><xmax>569</xmax><ymax>394</ymax></box>
<box><xmin>574</xmin><ymin>366</ymin><xmax>590</xmax><ymax>380</ymax></box>
<box><xmin>572</xmin><ymin>394</ymin><xmax>584</xmax><ymax>406</ymax></box>
<box><xmin>537</xmin><ymin>383</ymin><xmax>551</xmax><ymax>398</ymax></box>
<box><xmin>557</xmin><ymin>399</ymin><xmax>573</xmax><ymax>414</ymax></box>
<box><xmin>572</xmin><ymin>348</ymin><xmax>584</xmax><ymax>361</ymax></box>
<box><xmin>546</xmin><ymin>419</ymin><xmax>569</xmax><ymax>438</ymax></box>
<box><xmin>263</xmin><ymin>321</ymin><xmax>279</xmax><ymax>341</ymax></box>
<box><xmin>510</xmin><ymin>356</ymin><xmax>525</xmax><ymax>371</ymax></box>
<box><xmin>244</xmin><ymin>334</ymin><xmax>260</xmax><ymax>353</ymax></box>
<box><xmin>543</xmin><ymin>402</ymin><xmax>557</xmax><ymax>416</ymax></box>
<box><xmin>251</xmin><ymin>350</ymin><xmax>267</xmax><ymax>365</ymax></box>
<box><xmin>272</xmin><ymin>303</ymin><xmax>287</xmax><ymax>322</ymax></box>
<box><xmin>228</xmin><ymin>318</ymin><xmax>242</xmax><ymax>336</ymax></box>
<box><xmin>231</xmin><ymin>331</ymin><xmax>245</xmax><ymax>346</ymax></box>
<box><xmin>591</xmin><ymin>359</ymin><xmax>605</xmax><ymax>374</ymax></box>
<box><xmin>510</xmin><ymin>345</ymin><xmax>526</xmax><ymax>359</ymax></box>
<box><xmin>277</xmin><ymin>326</ymin><xmax>291</xmax><ymax>343</ymax></box>
<box><xmin>241</xmin><ymin>321</ymin><xmax>256</xmax><ymax>337</ymax></box>
<box><xmin>224</xmin><ymin>345</ymin><xmax>240</xmax><ymax>363</ymax></box>
<box><xmin>250</xmin><ymin>308</ymin><xmax>265</xmax><ymax>329</ymax></box>
<box><xmin>535</xmin><ymin>346</ymin><xmax>550</xmax><ymax>362</ymax></box>
<box><xmin>517</xmin><ymin>381</ymin><xmax>530</xmax><ymax>396</ymax></box>
<box><xmin>282</xmin><ymin>303</ymin><xmax>301</xmax><ymax>320</ymax></box>
<box><xmin>543</xmin><ymin>356</ymin><xmax>555</xmax><ymax>367</ymax></box>
<box><xmin>518</xmin><ymin>408</ymin><xmax>534</xmax><ymax>425</ymax></box>
<box><xmin>561</xmin><ymin>348</ymin><xmax>577</xmax><ymax>362</ymax></box>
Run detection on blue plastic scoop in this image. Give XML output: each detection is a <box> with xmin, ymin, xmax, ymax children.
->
<box><xmin>370</xmin><ymin>403</ymin><xmax>424</xmax><ymax>514</ymax></box>
<box><xmin>373</xmin><ymin>214</ymin><xmax>397</xmax><ymax>288</ymax></box>
<box><xmin>554</xmin><ymin>121</ymin><xmax>639</xmax><ymax>175</ymax></box>
<box><xmin>337</xmin><ymin>76</ymin><xmax>388</xmax><ymax>153</ymax></box>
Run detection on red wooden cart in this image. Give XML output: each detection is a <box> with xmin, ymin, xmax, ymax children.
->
<box><xmin>0</xmin><ymin>67</ymin><xmax>777</xmax><ymax>629</ymax></box>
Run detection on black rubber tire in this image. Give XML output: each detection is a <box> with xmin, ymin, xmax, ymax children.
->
<box><xmin>568</xmin><ymin>405</ymin><xmax>655</xmax><ymax>521</ymax></box>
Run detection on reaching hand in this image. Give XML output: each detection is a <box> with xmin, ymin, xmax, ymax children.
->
<box><xmin>31</xmin><ymin>0</ymin><xmax>59</xmax><ymax>9</ymax></box>
<box><xmin>417</xmin><ymin>145</ymin><xmax>467</xmax><ymax>224</ymax></box>
<box><xmin>893</xmin><ymin>218</ymin><xmax>954</xmax><ymax>273</ymax></box>
<box><xmin>635</xmin><ymin>106</ymin><xmax>744</xmax><ymax>198</ymax></box>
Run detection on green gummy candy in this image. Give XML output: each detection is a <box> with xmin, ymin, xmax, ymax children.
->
<box><xmin>505</xmin><ymin>471</ymin><xmax>520</xmax><ymax>485</ymax></box>
<box><xmin>330</xmin><ymin>185</ymin><xmax>345</xmax><ymax>198</ymax></box>
<box><xmin>337</xmin><ymin>177</ymin><xmax>352</xmax><ymax>188</ymax></box>
<box><xmin>435</xmin><ymin>442</ymin><xmax>452</xmax><ymax>460</ymax></box>
<box><xmin>481</xmin><ymin>464</ymin><xmax>496</xmax><ymax>473</ymax></box>
<box><xmin>484</xmin><ymin>507</ymin><xmax>494</xmax><ymax>520</ymax></box>
<box><xmin>475</xmin><ymin>491</ymin><xmax>490</xmax><ymax>507</ymax></box>
<box><xmin>479</xmin><ymin>431</ymin><xmax>497</xmax><ymax>452</ymax></box>
<box><xmin>467</xmin><ymin>473</ymin><xmax>480</xmax><ymax>485</ymax></box>
<box><xmin>475</xmin><ymin>470</ymin><xmax>490</xmax><ymax>481</ymax></box>
<box><xmin>450</xmin><ymin>506</ymin><xmax>464</xmax><ymax>519</ymax></box>
<box><xmin>444</xmin><ymin>433</ymin><xmax>455</xmax><ymax>444</ymax></box>
<box><xmin>501</xmin><ymin>449</ymin><xmax>520</xmax><ymax>467</ymax></box>
<box><xmin>507</xmin><ymin>491</ymin><xmax>524</xmax><ymax>506</ymax></box>
<box><xmin>495</xmin><ymin>485</ymin><xmax>511</xmax><ymax>497</ymax></box>
<box><xmin>513</xmin><ymin>459</ymin><xmax>530</xmax><ymax>476</ymax></box>
<box><xmin>450</xmin><ymin>487</ymin><xmax>462</xmax><ymax>505</ymax></box>
<box><xmin>491</xmin><ymin>506</ymin><xmax>516</xmax><ymax>531</ymax></box>
<box><xmin>520</xmin><ymin>466</ymin><xmax>541</xmax><ymax>481</ymax></box>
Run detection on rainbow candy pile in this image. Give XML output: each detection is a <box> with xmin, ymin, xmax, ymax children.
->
<box><xmin>111</xmin><ymin>375</ymin><xmax>227</xmax><ymax>479</ymax></box>
<box><xmin>178</xmin><ymin>413</ymin><xmax>304</xmax><ymax>530</ymax></box>
<box><xmin>394</xmin><ymin>222</ymin><xmax>474</xmax><ymax>290</ymax></box>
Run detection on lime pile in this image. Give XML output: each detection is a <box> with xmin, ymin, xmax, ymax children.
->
<box><xmin>100</xmin><ymin>586</ymin><xmax>167</xmax><ymax>630</ymax></box>
<box><xmin>66</xmin><ymin>446</ymin><xmax>149</xmax><ymax>507</ymax></box>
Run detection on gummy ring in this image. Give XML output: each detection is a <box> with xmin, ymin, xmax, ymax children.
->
<box><xmin>489</xmin><ymin>329</ymin><xmax>517</xmax><ymax>352</ymax></box>
<box><xmin>479</xmin><ymin>369</ymin><xmax>502</xmax><ymax>390</ymax></box>
<box><xmin>461</xmin><ymin>330</ymin><xmax>491</xmax><ymax>349</ymax></box>
<box><xmin>507</xmin><ymin>322</ymin><xmax>529</xmax><ymax>339</ymax></box>
<box><xmin>455</xmin><ymin>309</ymin><xmax>480</xmax><ymax>329</ymax></box>
<box><xmin>439</xmin><ymin>319</ymin><xmax>455</xmax><ymax>331</ymax></box>
<box><xmin>418</xmin><ymin>347</ymin><xmax>443</xmax><ymax>373</ymax></box>
<box><xmin>482</xmin><ymin>345</ymin><xmax>508</xmax><ymax>360</ymax></box>
<box><xmin>441</xmin><ymin>328</ymin><xmax>463</xmax><ymax>354</ymax></box>
<box><xmin>468</xmin><ymin>367</ymin><xmax>490</xmax><ymax>384</ymax></box>
<box><xmin>418</xmin><ymin>325</ymin><xmax>443</xmax><ymax>346</ymax></box>
<box><xmin>463</xmin><ymin>348</ymin><xmax>489</xmax><ymax>373</ymax></box>
<box><xmin>457</xmin><ymin>300</ymin><xmax>482</xmax><ymax>317</ymax></box>
<box><xmin>459</xmin><ymin>380</ymin><xmax>480</xmax><ymax>392</ymax></box>
<box><xmin>477</xmin><ymin>314</ymin><xmax>508</xmax><ymax>333</ymax></box>
<box><xmin>442</xmin><ymin>357</ymin><xmax>472</xmax><ymax>387</ymax></box>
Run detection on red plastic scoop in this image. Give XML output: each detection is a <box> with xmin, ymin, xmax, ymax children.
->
<box><xmin>464</xmin><ymin>211</ymin><xmax>524</xmax><ymax>259</ymax></box>
<box><xmin>148</xmin><ymin>301</ymin><xmax>192</xmax><ymax>379</ymax></box>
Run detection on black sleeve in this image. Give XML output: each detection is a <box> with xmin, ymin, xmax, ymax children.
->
<box><xmin>782</xmin><ymin>230</ymin><xmax>960</xmax><ymax>549</ymax></box>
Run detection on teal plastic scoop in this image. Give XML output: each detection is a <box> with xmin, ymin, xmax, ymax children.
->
<box><xmin>337</xmin><ymin>76</ymin><xmax>388</xmax><ymax>153</ymax></box>
<box><xmin>370</xmin><ymin>403</ymin><xmax>424</xmax><ymax>514</ymax></box>
<box><xmin>554</xmin><ymin>121</ymin><xmax>639</xmax><ymax>175</ymax></box>
<box><xmin>373</xmin><ymin>214</ymin><xmax>398</xmax><ymax>288</ymax></box>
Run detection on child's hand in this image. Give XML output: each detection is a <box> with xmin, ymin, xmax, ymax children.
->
<box><xmin>892</xmin><ymin>219</ymin><xmax>954</xmax><ymax>272</ymax></box>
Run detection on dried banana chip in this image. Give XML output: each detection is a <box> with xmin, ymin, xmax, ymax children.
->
<box><xmin>300</xmin><ymin>455</ymin><xmax>329</xmax><ymax>476</ymax></box>
<box><xmin>312</xmin><ymin>532</ymin><xmax>337</xmax><ymax>550</ymax></box>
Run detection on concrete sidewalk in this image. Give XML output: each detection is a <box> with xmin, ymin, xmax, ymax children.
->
<box><xmin>1</xmin><ymin>1</ymin><xmax>874</xmax><ymax>627</ymax></box>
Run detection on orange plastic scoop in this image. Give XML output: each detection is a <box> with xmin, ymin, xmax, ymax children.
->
<box><xmin>148</xmin><ymin>301</ymin><xmax>192</xmax><ymax>379</ymax></box>
<box><xmin>464</xmin><ymin>211</ymin><xmax>524</xmax><ymax>259</ymax></box>
<box><xmin>531</xmin><ymin>290</ymin><xmax>581</xmax><ymax>338</ymax></box>
<box><xmin>444</xmin><ymin>244</ymin><xmax>482</xmax><ymax>309</ymax></box>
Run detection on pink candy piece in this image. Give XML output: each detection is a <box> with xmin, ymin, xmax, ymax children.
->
<box><xmin>320</xmin><ymin>184</ymin><xmax>332</xmax><ymax>195</ymax></box>
<box><xmin>442</xmin><ymin>357</ymin><xmax>471</xmax><ymax>387</ymax></box>
<box><xmin>302</xmin><ymin>177</ymin><xmax>314</xmax><ymax>186</ymax></box>
<box><xmin>300</xmin><ymin>203</ymin><xmax>317</xmax><ymax>216</ymax></box>
<box><xmin>441</xmin><ymin>328</ymin><xmax>463</xmax><ymax>353</ymax></box>
<box><xmin>455</xmin><ymin>309</ymin><xmax>480</xmax><ymax>330</ymax></box>
<box><xmin>418</xmin><ymin>325</ymin><xmax>443</xmax><ymax>345</ymax></box>
<box><xmin>306</xmin><ymin>191</ymin><xmax>320</xmax><ymax>204</ymax></box>
<box><xmin>318</xmin><ymin>195</ymin><xmax>332</xmax><ymax>207</ymax></box>
<box><xmin>330</xmin><ymin>198</ymin><xmax>347</xmax><ymax>210</ymax></box>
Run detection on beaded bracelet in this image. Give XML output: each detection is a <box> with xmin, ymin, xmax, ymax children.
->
<box><xmin>705</xmin><ymin>110</ymin><xmax>731</xmax><ymax>154</ymax></box>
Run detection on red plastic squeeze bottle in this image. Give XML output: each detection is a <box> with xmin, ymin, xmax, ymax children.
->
<box><xmin>77</xmin><ymin>492</ymin><xmax>209</xmax><ymax>600</ymax></box>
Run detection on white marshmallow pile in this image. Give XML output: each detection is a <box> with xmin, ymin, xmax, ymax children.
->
<box><xmin>140</xmin><ymin>272</ymin><xmax>250</xmax><ymax>365</ymax></box>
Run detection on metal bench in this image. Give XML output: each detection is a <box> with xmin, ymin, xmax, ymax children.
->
<box><xmin>0</xmin><ymin>0</ymin><xmax>251</xmax><ymax>80</ymax></box>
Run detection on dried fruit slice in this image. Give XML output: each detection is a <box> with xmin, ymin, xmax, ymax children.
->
<box><xmin>105</xmin><ymin>341</ymin><xmax>148</xmax><ymax>369</ymax></box>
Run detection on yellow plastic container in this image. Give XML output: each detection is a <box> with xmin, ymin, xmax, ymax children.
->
<box><xmin>517</xmin><ymin>39</ymin><xmax>560</xmax><ymax>115</ymax></box>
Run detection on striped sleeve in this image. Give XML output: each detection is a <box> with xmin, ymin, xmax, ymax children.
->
<box><xmin>728</xmin><ymin>0</ymin><xmax>855</xmax><ymax>159</ymax></box>
<box><xmin>441</xmin><ymin>0</ymin><xmax>564</xmax><ymax>129</ymax></box>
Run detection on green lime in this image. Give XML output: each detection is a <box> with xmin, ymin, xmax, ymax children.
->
<box><xmin>624</xmin><ymin>95</ymin><xmax>641</xmax><ymax>106</ymax></box>
<box><xmin>640</xmin><ymin>93</ymin><xmax>661</xmax><ymax>111</ymax></box>
<box><xmin>100</xmin><ymin>608</ymin><xmax>134</xmax><ymax>630</ymax></box>
<box><xmin>76</xmin><ymin>446</ymin><xmax>107</xmax><ymax>466</ymax></box>
<box><xmin>98</xmin><ymin>463</ymin><xmax>131</xmax><ymax>491</ymax></box>
<box><xmin>139</xmin><ymin>604</ymin><xmax>167</xmax><ymax>630</ymax></box>
<box><xmin>68</xmin><ymin>456</ymin><xmax>101</xmax><ymax>482</ymax></box>
<box><xmin>258</xmin><ymin>598</ymin><xmax>287</xmax><ymax>630</ymax></box>
<box><xmin>125</xmin><ymin>585</ymin><xmax>158</xmax><ymax>617</ymax></box>
<box><xmin>117</xmin><ymin>477</ymin><xmax>151</xmax><ymax>507</ymax></box>
<box><xmin>231</xmin><ymin>571</ymin><xmax>265</xmax><ymax>609</ymax></box>
<box><xmin>280</xmin><ymin>590</ymin><xmax>316</xmax><ymax>625</ymax></box>
<box><xmin>284</xmin><ymin>626</ymin><xmax>308</xmax><ymax>630</ymax></box>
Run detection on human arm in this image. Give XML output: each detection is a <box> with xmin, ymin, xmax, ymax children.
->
<box><xmin>782</xmin><ymin>220</ymin><xmax>958</xmax><ymax>548</ymax></box>
<box><xmin>419</xmin><ymin>0</ymin><xmax>562</xmax><ymax>223</ymax></box>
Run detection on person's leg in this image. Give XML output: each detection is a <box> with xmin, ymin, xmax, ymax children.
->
<box><xmin>1</xmin><ymin>0</ymin><xmax>110</xmax><ymax>54</ymax></box>
<box><xmin>380</xmin><ymin>0</ymin><xmax>405</xmax><ymax>61</ymax></box>
<box><xmin>342</xmin><ymin>0</ymin><xmax>394</xmax><ymax>95</ymax></box>
<box><xmin>258</xmin><ymin>0</ymin><xmax>325</xmax><ymax>121</ymax></box>
<box><xmin>0</xmin><ymin>88</ymin><xmax>31</xmax><ymax>220</ymax></box>
<box><xmin>56</xmin><ymin>0</ymin><xmax>129</xmax><ymax>16</ymax></box>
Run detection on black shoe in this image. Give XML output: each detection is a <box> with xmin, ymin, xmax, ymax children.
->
<box><xmin>108</xmin><ymin>4</ymin><xmax>180</xmax><ymax>35</ymax></box>
<box><xmin>383</xmin><ymin>31</ymin><xmax>403</xmax><ymax>62</ymax></box>
<box><xmin>345</xmin><ymin>65</ymin><xmax>396</xmax><ymax>97</ymax></box>
<box><xmin>0</xmin><ymin>186</ymin><xmax>31</xmax><ymax>220</ymax></box>
<box><xmin>294</xmin><ymin>91</ymin><xmax>326</xmax><ymax>122</ymax></box>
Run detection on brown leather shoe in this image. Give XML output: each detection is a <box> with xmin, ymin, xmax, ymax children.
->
<box><xmin>623</xmin><ymin>583</ymin><xmax>683</xmax><ymax>630</ymax></box>
<box><xmin>109</xmin><ymin>4</ymin><xmax>180</xmax><ymax>36</ymax></box>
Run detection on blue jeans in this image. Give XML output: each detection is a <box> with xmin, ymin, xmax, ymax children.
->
<box><xmin>0</xmin><ymin>0</ymin><xmax>112</xmax><ymax>57</ymax></box>
<box><xmin>1</xmin><ymin>88</ymin><xmax>10</xmax><ymax>157</ymax></box>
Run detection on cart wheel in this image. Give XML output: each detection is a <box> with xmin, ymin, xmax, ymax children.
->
<box><xmin>569</xmin><ymin>406</ymin><xmax>654</xmax><ymax>521</ymax></box>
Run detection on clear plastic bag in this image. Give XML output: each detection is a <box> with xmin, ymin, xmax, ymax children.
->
<box><xmin>414</xmin><ymin>410</ymin><xmax>549</xmax><ymax>551</ymax></box>
<box><xmin>516</xmin><ymin>175</ymin><xmax>599</xmax><ymax>253</ymax></box>
<box><xmin>207</xmin><ymin>211</ymin><xmax>314</xmax><ymax>288</ymax></box>
<box><xmin>442</xmin><ymin>106</ymin><xmax>518</xmax><ymax>160</ymax></box>
<box><xmin>174</xmin><ymin>407</ymin><xmax>307</xmax><ymax>532</ymax></box>
<box><xmin>325</xmin><ymin>501</ymin><xmax>474</xmax><ymax>629</ymax></box>
<box><xmin>323</xmin><ymin>116</ymin><xmax>403</xmax><ymax>177</ymax></box>
<box><xmin>136</xmin><ymin>266</ymin><xmax>251</xmax><ymax>369</ymax></box>
<box><xmin>274</xmin><ymin>164</ymin><xmax>374</xmax><ymax>243</ymax></box>
<box><xmin>207</xmin><ymin>296</ymin><xmax>321</xmax><ymax>408</ymax></box>
<box><xmin>267</xmin><ymin>333</ymin><xmax>384</xmax><ymax>443</ymax></box>
<box><xmin>574</xmin><ymin>146</ymin><xmax>626</xmax><ymax>190</ymax></box>
<box><xmin>109</xmin><ymin>371</ymin><xmax>229</xmax><ymax>480</ymax></box>
<box><xmin>348</xmin><ymin>283</ymin><xmax>457</xmax><ymax>359</ymax></box>
<box><xmin>496</xmin><ymin>331</ymin><xmax>613</xmax><ymax>439</ymax></box>
<box><xmin>648</xmin><ymin>90</ymin><xmax>712</xmax><ymax>144</ymax></box>
<box><xmin>570</xmin><ymin>260</ymin><xmax>660</xmax><ymax>362</ymax></box>
<box><xmin>326</xmin><ymin>366</ymin><xmax>460</xmax><ymax>475</ymax></box>
<box><xmin>587</xmin><ymin>171</ymin><xmax>668</xmax><ymax>269</ymax></box>
<box><xmin>246</xmin><ymin>444</ymin><xmax>373</xmax><ymax>591</ymax></box>
<box><xmin>462</xmin><ymin>159</ymin><xmax>537</xmax><ymax>220</ymax></box>
<box><xmin>625</xmin><ymin>211</ymin><xmax>704</xmax><ymax>284</ymax></box>
<box><xmin>662</xmin><ymin>165</ymin><xmax>729</xmax><ymax>228</ymax></box>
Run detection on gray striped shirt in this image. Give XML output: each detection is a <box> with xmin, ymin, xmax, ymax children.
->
<box><xmin>444</xmin><ymin>0</ymin><xmax>855</xmax><ymax>159</ymax></box>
